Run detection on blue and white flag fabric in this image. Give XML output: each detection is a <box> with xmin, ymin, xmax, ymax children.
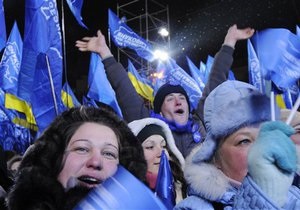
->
<box><xmin>0</xmin><ymin>0</ymin><xmax>6</xmax><ymax>51</ymax></box>
<box><xmin>205</xmin><ymin>55</ymin><xmax>214</xmax><ymax>82</ymax></box>
<box><xmin>74</xmin><ymin>165</ymin><xmax>167</xmax><ymax>210</ymax></box>
<box><xmin>155</xmin><ymin>150</ymin><xmax>175</xmax><ymax>210</ymax></box>
<box><xmin>108</xmin><ymin>9</ymin><xmax>153</xmax><ymax>61</ymax></box>
<box><xmin>163</xmin><ymin>59</ymin><xmax>202</xmax><ymax>110</ymax></box>
<box><xmin>87</xmin><ymin>53</ymin><xmax>123</xmax><ymax>117</ymax></box>
<box><xmin>82</xmin><ymin>96</ymin><xmax>99</xmax><ymax>108</ymax></box>
<box><xmin>0</xmin><ymin>22</ymin><xmax>23</xmax><ymax>95</ymax></box>
<box><xmin>251</xmin><ymin>28</ymin><xmax>300</xmax><ymax>90</ymax></box>
<box><xmin>296</xmin><ymin>25</ymin><xmax>300</xmax><ymax>36</ymax></box>
<box><xmin>247</xmin><ymin>39</ymin><xmax>265</xmax><ymax>93</ymax></box>
<box><xmin>186</xmin><ymin>56</ymin><xmax>205</xmax><ymax>91</ymax></box>
<box><xmin>18</xmin><ymin>0</ymin><xmax>64</xmax><ymax>132</ymax></box>
<box><xmin>66</xmin><ymin>0</ymin><xmax>87</xmax><ymax>29</ymax></box>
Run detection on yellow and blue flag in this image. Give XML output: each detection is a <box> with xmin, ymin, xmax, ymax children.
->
<box><xmin>18</xmin><ymin>0</ymin><xmax>64</xmax><ymax>132</ymax></box>
<box><xmin>61</xmin><ymin>82</ymin><xmax>81</xmax><ymax>109</ymax></box>
<box><xmin>127</xmin><ymin>59</ymin><xmax>154</xmax><ymax>103</ymax></box>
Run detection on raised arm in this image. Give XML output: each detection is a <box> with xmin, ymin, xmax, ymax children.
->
<box><xmin>195</xmin><ymin>24</ymin><xmax>255</xmax><ymax>121</ymax></box>
<box><xmin>76</xmin><ymin>30</ymin><xmax>150</xmax><ymax>122</ymax></box>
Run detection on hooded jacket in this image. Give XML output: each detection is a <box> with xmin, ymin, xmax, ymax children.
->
<box><xmin>6</xmin><ymin>106</ymin><xmax>147</xmax><ymax>210</ymax></box>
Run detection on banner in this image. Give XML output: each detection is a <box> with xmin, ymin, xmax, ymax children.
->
<box><xmin>108</xmin><ymin>9</ymin><xmax>153</xmax><ymax>61</ymax></box>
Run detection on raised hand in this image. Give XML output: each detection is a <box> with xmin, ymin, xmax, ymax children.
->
<box><xmin>75</xmin><ymin>30</ymin><xmax>113</xmax><ymax>59</ymax></box>
<box><xmin>223</xmin><ymin>24</ymin><xmax>255</xmax><ymax>48</ymax></box>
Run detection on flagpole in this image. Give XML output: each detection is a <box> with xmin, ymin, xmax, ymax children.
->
<box><xmin>60</xmin><ymin>0</ymin><xmax>70</xmax><ymax>107</ymax></box>
<box><xmin>286</xmin><ymin>94</ymin><xmax>300</xmax><ymax>125</ymax></box>
<box><xmin>45</xmin><ymin>55</ymin><xmax>59</xmax><ymax>116</ymax></box>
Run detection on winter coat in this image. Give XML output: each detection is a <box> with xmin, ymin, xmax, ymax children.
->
<box><xmin>103</xmin><ymin>45</ymin><xmax>235</xmax><ymax>158</ymax></box>
<box><xmin>174</xmin><ymin>149</ymin><xmax>300</xmax><ymax>210</ymax></box>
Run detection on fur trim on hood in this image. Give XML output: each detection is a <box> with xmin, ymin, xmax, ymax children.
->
<box><xmin>183</xmin><ymin>146</ymin><xmax>232</xmax><ymax>201</ymax></box>
<box><xmin>128</xmin><ymin>118</ymin><xmax>185</xmax><ymax>167</ymax></box>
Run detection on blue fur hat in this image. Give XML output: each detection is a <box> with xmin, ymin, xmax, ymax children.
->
<box><xmin>192</xmin><ymin>80</ymin><xmax>279</xmax><ymax>163</ymax></box>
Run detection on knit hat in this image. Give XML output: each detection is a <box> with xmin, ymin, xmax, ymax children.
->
<box><xmin>128</xmin><ymin>118</ymin><xmax>185</xmax><ymax>167</ymax></box>
<box><xmin>280</xmin><ymin>109</ymin><xmax>300</xmax><ymax>128</ymax></box>
<box><xmin>153</xmin><ymin>83</ymin><xmax>190</xmax><ymax>114</ymax></box>
<box><xmin>136</xmin><ymin>124</ymin><xmax>166</xmax><ymax>143</ymax></box>
<box><xmin>192</xmin><ymin>80</ymin><xmax>279</xmax><ymax>163</ymax></box>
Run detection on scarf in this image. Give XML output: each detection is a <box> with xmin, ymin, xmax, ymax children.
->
<box><xmin>150</xmin><ymin>111</ymin><xmax>202</xmax><ymax>143</ymax></box>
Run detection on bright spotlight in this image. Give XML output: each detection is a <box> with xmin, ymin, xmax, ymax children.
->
<box><xmin>158</xmin><ymin>28</ymin><xmax>169</xmax><ymax>37</ymax></box>
<box><xmin>153</xmin><ymin>49</ymin><xmax>169</xmax><ymax>61</ymax></box>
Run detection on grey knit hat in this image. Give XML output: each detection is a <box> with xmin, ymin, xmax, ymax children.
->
<box><xmin>193</xmin><ymin>80</ymin><xmax>279</xmax><ymax>163</ymax></box>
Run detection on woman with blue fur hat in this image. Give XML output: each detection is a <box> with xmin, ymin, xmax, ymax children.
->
<box><xmin>175</xmin><ymin>80</ymin><xmax>300</xmax><ymax>209</ymax></box>
<box><xmin>76</xmin><ymin>24</ymin><xmax>254</xmax><ymax>158</ymax></box>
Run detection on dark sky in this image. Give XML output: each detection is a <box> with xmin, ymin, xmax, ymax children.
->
<box><xmin>3</xmin><ymin>0</ymin><xmax>300</xmax><ymax>98</ymax></box>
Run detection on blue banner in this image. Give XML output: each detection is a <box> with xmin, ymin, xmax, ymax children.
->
<box><xmin>163</xmin><ymin>59</ymin><xmax>202</xmax><ymax>110</ymax></box>
<box><xmin>74</xmin><ymin>165</ymin><xmax>167</xmax><ymax>210</ymax></box>
<box><xmin>247</xmin><ymin>39</ymin><xmax>265</xmax><ymax>93</ymax></box>
<box><xmin>186</xmin><ymin>56</ymin><xmax>205</xmax><ymax>91</ymax></box>
<box><xmin>0</xmin><ymin>22</ymin><xmax>23</xmax><ymax>95</ymax></box>
<box><xmin>66</xmin><ymin>0</ymin><xmax>87</xmax><ymax>29</ymax></box>
<box><xmin>108</xmin><ymin>9</ymin><xmax>153</xmax><ymax>61</ymax></box>
<box><xmin>17</xmin><ymin>0</ymin><xmax>64</xmax><ymax>132</ymax></box>
<box><xmin>0</xmin><ymin>0</ymin><xmax>6</xmax><ymax>51</ymax></box>
<box><xmin>155</xmin><ymin>150</ymin><xmax>175</xmax><ymax>210</ymax></box>
<box><xmin>251</xmin><ymin>28</ymin><xmax>300</xmax><ymax>90</ymax></box>
<box><xmin>87</xmin><ymin>53</ymin><xmax>123</xmax><ymax>117</ymax></box>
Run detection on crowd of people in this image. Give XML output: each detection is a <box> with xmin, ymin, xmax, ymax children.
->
<box><xmin>0</xmin><ymin>24</ymin><xmax>299</xmax><ymax>209</ymax></box>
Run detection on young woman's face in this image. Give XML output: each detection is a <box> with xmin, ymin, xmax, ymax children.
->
<box><xmin>215</xmin><ymin>126</ymin><xmax>260</xmax><ymax>182</ymax></box>
<box><xmin>58</xmin><ymin>122</ymin><xmax>119</xmax><ymax>189</ymax></box>
<box><xmin>142</xmin><ymin>134</ymin><xmax>168</xmax><ymax>174</ymax></box>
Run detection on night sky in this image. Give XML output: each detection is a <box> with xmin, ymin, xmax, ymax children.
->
<box><xmin>3</xmin><ymin>0</ymin><xmax>300</xmax><ymax>98</ymax></box>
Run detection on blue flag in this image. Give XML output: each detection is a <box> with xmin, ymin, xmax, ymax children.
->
<box><xmin>186</xmin><ymin>56</ymin><xmax>205</xmax><ymax>91</ymax></box>
<box><xmin>296</xmin><ymin>25</ymin><xmax>300</xmax><ymax>36</ymax></box>
<box><xmin>247</xmin><ymin>39</ymin><xmax>265</xmax><ymax>93</ymax></box>
<box><xmin>251</xmin><ymin>28</ymin><xmax>300</xmax><ymax>89</ymax></box>
<box><xmin>204</xmin><ymin>55</ymin><xmax>214</xmax><ymax>84</ymax></box>
<box><xmin>0</xmin><ymin>0</ymin><xmax>6</xmax><ymax>51</ymax></box>
<box><xmin>164</xmin><ymin>59</ymin><xmax>202</xmax><ymax>110</ymax></box>
<box><xmin>155</xmin><ymin>150</ymin><xmax>175</xmax><ymax>210</ymax></box>
<box><xmin>0</xmin><ymin>22</ymin><xmax>23</xmax><ymax>95</ymax></box>
<box><xmin>66</xmin><ymin>0</ymin><xmax>87</xmax><ymax>29</ymax></box>
<box><xmin>87</xmin><ymin>53</ymin><xmax>123</xmax><ymax>117</ymax></box>
<box><xmin>82</xmin><ymin>96</ymin><xmax>99</xmax><ymax>108</ymax></box>
<box><xmin>18</xmin><ymin>0</ymin><xmax>63</xmax><ymax>132</ymax></box>
<box><xmin>61</xmin><ymin>82</ymin><xmax>81</xmax><ymax>108</ymax></box>
<box><xmin>74</xmin><ymin>165</ymin><xmax>167</xmax><ymax>210</ymax></box>
<box><xmin>127</xmin><ymin>59</ymin><xmax>154</xmax><ymax>102</ymax></box>
<box><xmin>108</xmin><ymin>9</ymin><xmax>153</xmax><ymax>61</ymax></box>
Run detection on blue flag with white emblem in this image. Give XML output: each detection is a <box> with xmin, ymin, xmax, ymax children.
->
<box><xmin>18</xmin><ymin>0</ymin><xmax>64</xmax><ymax>132</ymax></box>
<box><xmin>108</xmin><ymin>9</ymin><xmax>153</xmax><ymax>61</ymax></box>
<box><xmin>0</xmin><ymin>22</ymin><xmax>23</xmax><ymax>95</ymax></box>
<box><xmin>247</xmin><ymin>39</ymin><xmax>266</xmax><ymax>93</ymax></box>
<box><xmin>0</xmin><ymin>0</ymin><xmax>6</xmax><ymax>51</ymax></box>
<box><xmin>251</xmin><ymin>28</ymin><xmax>300</xmax><ymax>90</ymax></box>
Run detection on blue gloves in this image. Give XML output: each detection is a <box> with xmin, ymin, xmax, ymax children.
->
<box><xmin>248</xmin><ymin>121</ymin><xmax>297</xmax><ymax>207</ymax></box>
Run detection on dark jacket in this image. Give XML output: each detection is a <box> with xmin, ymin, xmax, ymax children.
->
<box><xmin>103</xmin><ymin>45</ymin><xmax>234</xmax><ymax>158</ymax></box>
